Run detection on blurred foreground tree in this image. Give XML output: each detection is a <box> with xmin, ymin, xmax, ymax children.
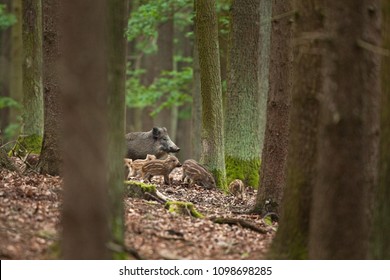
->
<box><xmin>61</xmin><ymin>0</ymin><xmax>109</xmax><ymax>259</ymax></box>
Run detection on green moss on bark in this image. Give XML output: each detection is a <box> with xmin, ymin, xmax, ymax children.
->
<box><xmin>165</xmin><ymin>201</ymin><xmax>204</xmax><ymax>218</ymax></box>
<box><xmin>124</xmin><ymin>180</ymin><xmax>156</xmax><ymax>198</ymax></box>
<box><xmin>225</xmin><ymin>156</ymin><xmax>260</xmax><ymax>188</ymax></box>
<box><xmin>11</xmin><ymin>134</ymin><xmax>42</xmax><ymax>156</ymax></box>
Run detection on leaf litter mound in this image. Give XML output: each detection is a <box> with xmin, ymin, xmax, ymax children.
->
<box><xmin>0</xmin><ymin>166</ymin><xmax>275</xmax><ymax>260</ymax></box>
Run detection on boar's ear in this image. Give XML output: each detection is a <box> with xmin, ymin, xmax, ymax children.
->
<box><xmin>152</xmin><ymin>127</ymin><xmax>161</xmax><ymax>139</ymax></box>
<box><xmin>162</xmin><ymin>127</ymin><xmax>167</xmax><ymax>132</ymax></box>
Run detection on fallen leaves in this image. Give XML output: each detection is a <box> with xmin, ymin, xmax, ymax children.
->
<box><xmin>0</xmin><ymin>167</ymin><xmax>276</xmax><ymax>260</ymax></box>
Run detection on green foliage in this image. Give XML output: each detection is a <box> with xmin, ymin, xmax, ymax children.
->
<box><xmin>0</xmin><ymin>4</ymin><xmax>16</xmax><ymax>30</ymax></box>
<box><xmin>0</xmin><ymin>96</ymin><xmax>21</xmax><ymax>110</ymax></box>
<box><xmin>127</xmin><ymin>0</ymin><xmax>193</xmax><ymax>53</ymax></box>
<box><xmin>126</xmin><ymin>61</ymin><xmax>193</xmax><ymax>117</ymax></box>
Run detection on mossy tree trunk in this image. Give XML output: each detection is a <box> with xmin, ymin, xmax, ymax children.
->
<box><xmin>195</xmin><ymin>0</ymin><xmax>226</xmax><ymax>189</ymax></box>
<box><xmin>253</xmin><ymin>0</ymin><xmax>293</xmax><ymax>214</ymax></box>
<box><xmin>61</xmin><ymin>0</ymin><xmax>109</xmax><ymax>259</ymax></box>
<box><xmin>309</xmin><ymin>0</ymin><xmax>380</xmax><ymax>259</ymax></box>
<box><xmin>21</xmin><ymin>0</ymin><xmax>43</xmax><ymax>146</ymax></box>
<box><xmin>267</xmin><ymin>0</ymin><xmax>323</xmax><ymax>259</ymax></box>
<box><xmin>371</xmin><ymin>0</ymin><xmax>390</xmax><ymax>260</ymax></box>
<box><xmin>107</xmin><ymin>0</ymin><xmax>128</xmax><ymax>258</ymax></box>
<box><xmin>38</xmin><ymin>0</ymin><xmax>61</xmax><ymax>175</ymax></box>
<box><xmin>224</xmin><ymin>0</ymin><xmax>261</xmax><ymax>188</ymax></box>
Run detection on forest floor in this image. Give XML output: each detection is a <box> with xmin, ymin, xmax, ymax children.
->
<box><xmin>0</xmin><ymin>165</ymin><xmax>276</xmax><ymax>260</ymax></box>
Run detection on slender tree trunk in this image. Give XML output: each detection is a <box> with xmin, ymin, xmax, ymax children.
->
<box><xmin>309</xmin><ymin>0</ymin><xmax>381</xmax><ymax>259</ymax></box>
<box><xmin>153</xmin><ymin>18</ymin><xmax>175</xmax><ymax>136</ymax></box>
<box><xmin>371</xmin><ymin>0</ymin><xmax>390</xmax><ymax>260</ymax></box>
<box><xmin>225</xmin><ymin>0</ymin><xmax>261</xmax><ymax>188</ymax></box>
<box><xmin>107</xmin><ymin>0</ymin><xmax>128</xmax><ymax>257</ymax></box>
<box><xmin>254</xmin><ymin>0</ymin><xmax>293</xmax><ymax>214</ymax></box>
<box><xmin>21</xmin><ymin>0</ymin><xmax>43</xmax><ymax>137</ymax></box>
<box><xmin>267</xmin><ymin>0</ymin><xmax>323</xmax><ymax>259</ymax></box>
<box><xmin>0</xmin><ymin>0</ymin><xmax>11</xmax><ymax>133</ymax></box>
<box><xmin>191</xmin><ymin>35</ymin><xmax>202</xmax><ymax>161</ymax></box>
<box><xmin>9</xmin><ymin>0</ymin><xmax>22</xmax><ymax>128</ymax></box>
<box><xmin>38</xmin><ymin>0</ymin><xmax>61</xmax><ymax>175</ymax></box>
<box><xmin>195</xmin><ymin>0</ymin><xmax>226</xmax><ymax>189</ymax></box>
<box><xmin>61</xmin><ymin>0</ymin><xmax>109</xmax><ymax>259</ymax></box>
<box><xmin>258</xmin><ymin>0</ymin><xmax>272</xmax><ymax>156</ymax></box>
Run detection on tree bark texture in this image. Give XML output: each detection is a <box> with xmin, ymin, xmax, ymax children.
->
<box><xmin>21</xmin><ymin>0</ymin><xmax>43</xmax><ymax>137</ymax></box>
<box><xmin>107</xmin><ymin>0</ymin><xmax>128</xmax><ymax>255</ymax></box>
<box><xmin>38</xmin><ymin>0</ymin><xmax>61</xmax><ymax>175</ymax></box>
<box><xmin>195</xmin><ymin>0</ymin><xmax>226</xmax><ymax>189</ymax></box>
<box><xmin>60</xmin><ymin>0</ymin><xmax>109</xmax><ymax>259</ymax></box>
<box><xmin>9</xmin><ymin>0</ymin><xmax>22</xmax><ymax>126</ymax></box>
<box><xmin>255</xmin><ymin>0</ymin><xmax>293</xmax><ymax>214</ymax></box>
<box><xmin>309</xmin><ymin>0</ymin><xmax>381</xmax><ymax>259</ymax></box>
<box><xmin>371</xmin><ymin>0</ymin><xmax>390</xmax><ymax>260</ymax></box>
<box><xmin>267</xmin><ymin>0</ymin><xmax>323</xmax><ymax>259</ymax></box>
<box><xmin>224</xmin><ymin>0</ymin><xmax>261</xmax><ymax>188</ymax></box>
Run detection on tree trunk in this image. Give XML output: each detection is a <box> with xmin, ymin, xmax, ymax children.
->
<box><xmin>38</xmin><ymin>0</ymin><xmax>61</xmax><ymax>175</ymax></box>
<box><xmin>309</xmin><ymin>0</ymin><xmax>381</xmax><ymax>259</ymax></box>
<box><xmin>371</xmin><ymin>0</ymin><xmax>390</xmax><ymax>260</ymax></box>
<box><xmin>21</xmin><ymin>0</ymin><xmax>43</xmax><ymax>138</ymax></box>
<box><xmin>61</xmin><ymin>0</ymin><xmax>109</xmax><ymax>259</ymax></box>
<box><xmin>258</xmin><ymin>0</ymin><xmax>272</xmax><ymax>156</ymax></box>
<box><xmin>191</xmin><ymin>35</ymin><xmax>202</xmax><ymax>161</ymax></box>
<box><xmin>224</xmin><ymin>0</ymin><xmax>261</xmax><ymax>188</ymax></box>
<box><xmin>0</xmin><ymin>0</ymin><xmax>12</xmax><ymax>133</ymax></box>
<box><xmin>254</xmin><ymin>0</ymin><xmax>293</xmax><ymax>214</ymax></box>
<box><xmin>153</xmin><ymin>18</ymin><xmax>175</xmax><ymax>136</ymax></box>
<box><xmin>107</xmin><ymin>0</ymin><xmax>128</xmax><ymax>257</ymax></box>
<box><xmin>195</xmin><ymin>0</ymin><xmax>226</xmax><ymax>189</ymax></box>
<box><xmin>267</xmin><ymin>0</ymin><xmax>323</xmax><ymax>259</ymax></box>
<box><xmin>9</xmin><ymin>0</ymin><xmax>22</xmax><ymax>128</ymax></box>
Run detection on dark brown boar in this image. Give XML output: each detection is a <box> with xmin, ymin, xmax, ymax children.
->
<box><xmin>182</xmin><ymin>159</ymin><xmax>216</xmax><ymax>189</ymax></box>
<box><xmin>125</xmin><ymin>127</ymin><xmax>180</xmax><ymax>160</ymax></box>
<box><xmin>141</xmin><ymin>155</ymin><xmax>181</xmax><ymax>185</ymax></box>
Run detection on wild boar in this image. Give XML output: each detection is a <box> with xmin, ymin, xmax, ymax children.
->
<box><xmin>182</xmin><ymin>159</ymin><xmax>216</xmax><ymax>189</ymax></box>
<box><xmin>128</xmin><ymin>154</ymin><xmax>156</xmax><ymax>178</ymax></box>
<box><xmin>125</xmin><ymin>127</ymin><xmax>180</xmax><ymax>160</ymax></box>
<box><xmin>141</xmin><ymin>155</ymin><xmax>181</xmax><ymax>185</ymax></box>
<box><xmin>228</xmin><ymin>179</ymin><xmax>245</xmax><ymax>200</ymax></box>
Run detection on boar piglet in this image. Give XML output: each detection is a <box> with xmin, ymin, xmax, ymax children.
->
<box><xmin>141</xmin><ymin>155</ymin><xmax>181</xmax><ymax>185</ymax></box>
<box><xmin>228</xmin><ymin>179</ymin><xmax>245</xmax><ymax>200</ymax></box>
<box><xmin>182</xmin><ymin>159</ymin><xmax>216</xmax><ymax>189</ymax></box>
<box><xmin>124</xmin><ymin>158</ymin><xmax>133</xmax><ymax>180</ymax></box>
<box><xmin>128</xmin><ymin>154</ymin><xmax>156</xmax><ymax>178</ymax></box>
<box><xmin>125</xmin><ymin>127</ymin><xmax>180</xmax><ymax>160</ymax></box>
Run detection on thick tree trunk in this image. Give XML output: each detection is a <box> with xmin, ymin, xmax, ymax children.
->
<box><xmin>107</xmin><ymin>0</ymin><xmax>128</xmax><ymax>256</ymax></box>
<box><xmin>268</xmin><ymin>0</ymin><xmax>323</xmax><ymax>259</ymax></box>
<box><xmin>224</xmin><ymin>0</ymin><xmax>261</xmax><ymax>188</ymax></box>
<box><xmin>254</xmin><ymin>0</ymin><xmax>292</xmax><ymax>214</ymax></box>
<box><xmin>61</xmin><ymin>0</ymin><xmax>109</xmax><ymax>260</ymax></box>
<box><xmin>38</xmin><ymin>0</ymin><xmax>61</xmax><ymax>175</ymax></box>
<box><xmin>309</xmin><ymin>0</ymin><xmax>381</xmax><ymax>259</ymax></box>
<box><xmin>195</xmin><ymin>0</ymin><xmax>226</xmax><ymax>189</ymax></box>
<box><xmin>371</xmin><ymin>0</ymin><xmax>390</xmax><ymax>260</ymax></box>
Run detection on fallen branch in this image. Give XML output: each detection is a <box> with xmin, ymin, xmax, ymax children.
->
<box><xmin>210</xmin><ymin>217</ymin><xmax>268</xmax><ymax>234</ymax></box>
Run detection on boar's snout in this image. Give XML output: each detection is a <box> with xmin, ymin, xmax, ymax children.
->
<box><xmin>170</xmin><ymin>145</ymin><xmax>180</xmax><ymax>153</ymax></box>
